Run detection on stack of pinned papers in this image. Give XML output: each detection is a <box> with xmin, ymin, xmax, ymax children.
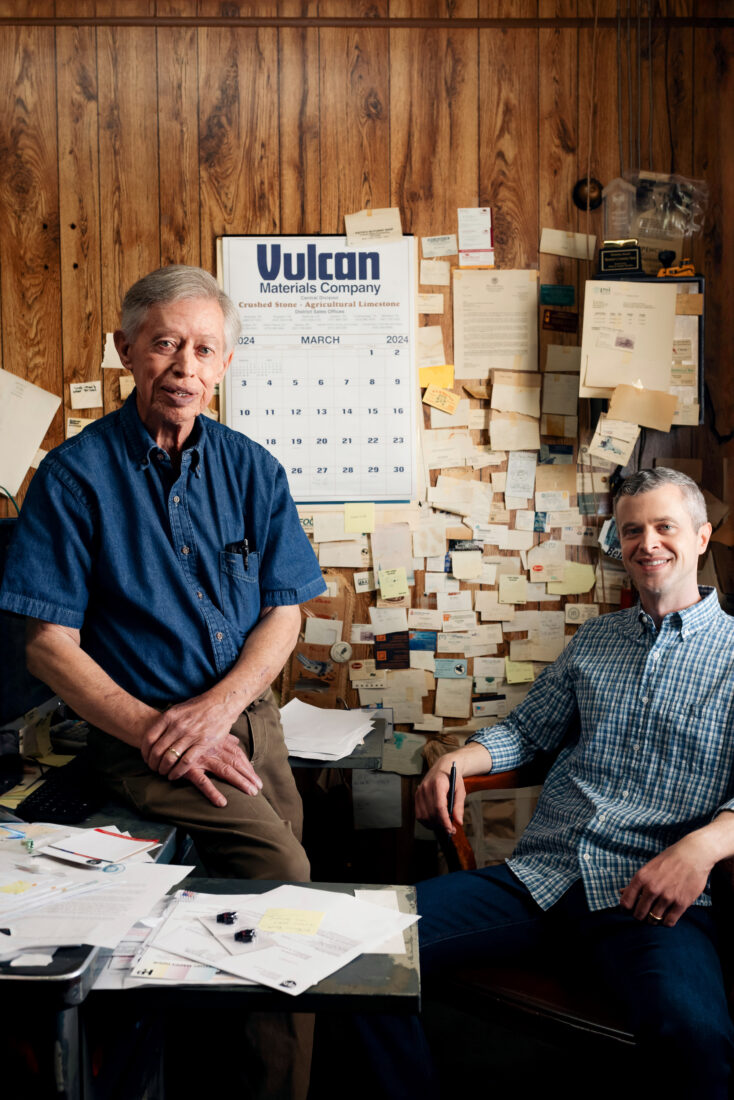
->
<box><xmin>280</xmin><ymin>699</ymin><xmax>374</xmax><ymax>761</ymax></box>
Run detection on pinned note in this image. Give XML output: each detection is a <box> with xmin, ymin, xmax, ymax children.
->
<box><xmin>70</xmin><ymin>381</ymin><xmax>103</xmax><ymax>410</ymax></box>
<box><xmin>505</xmin><ymin>658</ymin><xmax>535</xmax><ymax>684</ymax></box>
<box><xmin>423</xmin><ymin>384</ymin><xmax>460</xmax><ymax>415</ymax></box>
<box><xmin>419</xmin><ymin>363</ymin><xmax>454</xmax><ymax>389</ymax></box>
<box><xmin>378</xmin><ymin>567</ymin><xmax>409</xmax><ymax>600</ymax></box>
<box><xmin>345</xmin><ymin>502</ymin><xmax>375</xmax><ymax>533</ymax></box>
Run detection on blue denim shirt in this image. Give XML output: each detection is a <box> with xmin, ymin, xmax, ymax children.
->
<box><xmin>0</xmin><ymin>396</ymin><xmax>325</xmax><ymax>707</ymax></box>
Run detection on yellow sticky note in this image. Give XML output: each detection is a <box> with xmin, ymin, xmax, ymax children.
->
<box><xmin>505</xmin><ymin>658</ymin><xmax>535</xmax><ymax>684</ymax></box>
<box><xmin>378</xmin><ymin>567</ymin><xmax>409</xmax><ymax>599</ymax></box>
<box><xmin>344</xmin><ymin>502</ymin><xmax>375</xmax><ymax>534</ymax></box>
<box><xmin>547</xmin><ymin>563</ymin><xmax>596</xmax><ymax>596</ymax></box>
<box><xmin>258</xmin><ymin>908</ymin><xmax>324</xmax><ymax>935</ymax></box>
<box><xmin>423</xmin><ymin>384</ymin><xmax>460</xmax><ymax>415</ymax></box>
<box><xmin>419</xmin><ymin>363</ymin><xmax>454</xmax><ymax>389</ymax></box>
<box><xmin>498</xmin><ymin>574</ymin><xmax>528</xmax><ymax>605</ymax></box>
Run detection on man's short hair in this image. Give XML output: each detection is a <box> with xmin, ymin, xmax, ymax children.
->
<box><xmin>120</xmin><ymin>265</ymin><xmax>241</xmax><ymax>354</ymax></box>
<box><xmin>614</xmin><ymin>467</ymin><xmax>708</xmax><ymax>531</ymax></box>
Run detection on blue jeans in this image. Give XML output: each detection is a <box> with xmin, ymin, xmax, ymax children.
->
<box><xmin>355</xmin><ymin>864</ymin><xmax>734</xmax><ymax>1100</ymax></box>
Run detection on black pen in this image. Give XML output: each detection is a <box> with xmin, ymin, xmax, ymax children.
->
<box><xmin>447</xmin><ymin>762</ymin><xmax>457</xmax><ymax>822</ymax></box>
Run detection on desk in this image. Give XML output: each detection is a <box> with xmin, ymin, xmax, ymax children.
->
<box><xmin>82</xmin><ymin>880</ymin><xmax>419</xmax><ymax>1099</ymax></box>
<box><xmin>0</xmin><ymin>813</ymin><xmax>178</xmax><ymax>1100</ymax></box>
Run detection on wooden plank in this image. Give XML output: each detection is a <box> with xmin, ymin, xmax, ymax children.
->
<box><xmin>0</xmin><ymin>25</ymin><xmax>62</xmax><ymax>514</ymax></box>
<box><xmin>479</xmin><ymin>5</ymin><xmax>539</xmax><ymax>270</ymax></box>
<box><xmin>198</xmin><ymin>24</ymin><xmax>280</xmax><ymax>271</ymax></box>
<box><xmin>318</xmin><ymin>1</ymin><xmax>390</xmax><ymax>235</ymax></box>
<box><xmin>694</xmin><ymin>25</ymin><xmax>734</xmax><ymax>465</ymax></box>
<box><xmin>538</xmin><ymin>3</ymin><xmax>578</xmax><ymax>369</ymax></box>
<box><xmin>157</xmin><ymin>10</ymin><xmax>201</xmax><ymax>266</ymax></box>
<box><xmin>278</xmin><ymin>0</ymin><xmax>321</xmax><ymax>235</ymax></box>
<box><xmin>56</xmin><ymin>24</ymin><xmax>104</xmax><ymax>429</ymax></box>
<box><xmin>97</xmin><ymin>23</ymin><xmax>160</xmax><ymax>414</ymax></box>
<box><xmin>389</xmin><ymin>19</ymin><xmax>478</xmax><ymax>365</ymax></box>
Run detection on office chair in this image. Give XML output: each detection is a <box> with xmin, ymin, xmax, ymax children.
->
<box><xmin>432</xmin><ymin>767</ymin><xmax>636</xmax><ymax>1050</ymax></box>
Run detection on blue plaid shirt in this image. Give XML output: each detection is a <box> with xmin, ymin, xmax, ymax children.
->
<box><xmin>469</xmin><ymin>588</ymin><xmax>734</xmax><ymax>911</ymax></box>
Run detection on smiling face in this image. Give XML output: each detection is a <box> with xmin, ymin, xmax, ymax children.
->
<box><xmin>114</xmin><ymin>297</ymin><xmax>232</xmax><ymax>451</ymax></box>
<box><xmin>616</xmin><ymin>484</ymin><xmax>712</xmax><ymax>622</ymax></box>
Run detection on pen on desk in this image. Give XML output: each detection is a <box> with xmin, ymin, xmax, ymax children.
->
<box><xmin>447</xmin><ymin>762</ymin><xmax>457</xmax><ymax>823</ymax></box>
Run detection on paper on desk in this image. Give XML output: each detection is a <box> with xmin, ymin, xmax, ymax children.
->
<box><xmin>7</xmin><ymin>862</ymin><xmax>192</xmax><ymax>949</ymax></box>
<box><xmin>155</xmin><ymin>885</ymin><xmax>417</xmax><ymax>997</ymax></box>
<box><xmin>354</xmin><ymin>889</ymin><xmax>407</xmax><ymax>954</ymax></box>
<box><xmin>453</xmin><ymin>270</ymin><xmax>537</xmax><ymax>379</ymax></box>
<box><xmin>280</xmin><ymin>698</ymin><xmax>373</xmax><ymax>761</ymax></box>
<box><xmin>0</xmin><ymin>369</ymin><xmax>61</xmax><ymax>496</ymax></box>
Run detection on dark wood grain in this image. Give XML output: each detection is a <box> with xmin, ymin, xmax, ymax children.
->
<box><xmin>278</xmin><ymin>0</ymin><xmax>321</xmax><ymax>234</ymax></box>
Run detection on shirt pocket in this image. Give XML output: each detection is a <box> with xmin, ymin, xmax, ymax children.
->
<box><xmin>219</xmin><ymin>550</ymin><xmax>261</xmax><ymax>632</ymax></box>
<box><xmin>681</xmin><ymin>700</ymin><xmax>733</xmax><ymax>777</ymax></box>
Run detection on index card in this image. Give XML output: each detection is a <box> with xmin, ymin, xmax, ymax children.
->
<box><xmin>70</xmin><ymin>380</ymin><xmax>103</xmax><ymax>409</ymax></box>
<box><xmin>420</xmin><ymin>259</ymin><xmax>450</xmax><ymax>286</ymax></box>
<box><xmin>499</xmin><ymin>574</ymin><xmax>527</xmax><ymax>604</ymax></box>
<box><xmin>489</xmin><ymin>411</ymin><xmax>540</xmax><ymax>453</ymax></box>
<box><xmin>313</xmin><ymin>512</ymin><xmax>348</xmax><ymax>543</ymax></box>
<box><xmin>345</xmin><ymin>206</ymin><xmax>402</xmax><ymax>245</ymax></box>
<box><xmin>378</xmin><ymin>567</ymin><xmax>409</xmax><ymax>600</ymax></box>
<box><xmin>434</xmin><ymin>677</ymin><xmax>473</xmax><ymax>718</ymax></box>
<box><xmin>419</xmin><ymin>363</ymin><xmax>454</xmax><ymax>389</ymax></box>
<box><xmin>408</xmin><ymin>608</ymin><xmax>443</xmax><ymax>631</ymax></box>
<box><xmin>539</xmin><ymin>228</ymin><xmax>596</xmax><ymax>260</ymax></box>
<box><xmin>417</xmin><ymin>325</ymin><xmax>446</xmax><ymax>369</ymax></box>
<box><xmin>368</xmin><ymin>606</ymin><xmax>409</xmax><ymax>633</ymax></box>
<box><xmin>345</xmin><ymin>502</ymin><xmax>375</xmax><ymax>533</ymax></box>
<box><xmin>423</xmin><ymin>384</ymin><xmax>460</xmax><ymax>415</ymax></box>
<box><xmin>506</xmin><ymin>451</ymin><xmax>537</xmax><ymax>499</ymax></box>
<box><xmin>304</xmin><ymin>618</ymin><xmax>343</xmax><ymax>646</ymax></box>
<box><xmin>430</xmin><ymin>398</ymin><xmax>471</xmax><ymax>429</ymax></box>
<box><xmin>608</xmin><ymin>384</ymin><xmax>678</xmax><ymax>433</ymax></box>
<box><xmin>535</xmin><ymin>463</ymin><xmax>576</xmax><ymax>496</ymax></box>
<box><xmin>101</xmin><ymin>332</ymin><xmax>125</xmax><ymax>369</ymax></box>
<box><xmin>565</xmin><ymin>603</ymin><xmax>599</xmax><ymax>624</ymax></box>
<box><xmin>450</xmin><ymin>549</ymin><xmax>482</xmax><ymax>579</ymax></box>
<box><xmin>542</xmin><ymin>373</ymin><xmax>579</xmax><ymax>416</ymax></box>
<box><xmin>422</xmin><ymin>234</ymin><xmax>458</xmax><ymax>258</ymax></box>
<box><xmin>67</xmin><ymin>416</ymin><xmax>94</xmax><ymax>437</ymax></box>
<box><xmin>319</xmin><ymin>539</ymin><xmax>371</xmax><ymax>567</ymax></box>
<box><xmin>0</xmin><ymin>369</ymin><xmax>61</xmax><ymax>495</ymax></box>
<box><xmin>353</xmin><ymin>570</ymin><xmax>377</xmax><ymax>593</ymax></box>
<box><xmin>587</xmin><ymin>414</ymin><xmax>640</xmax><ymax>465</ymax></box>
<box><xmin>417</xmin><ymin>293</ymin><xmax>444</xmax><ymax>314</ymax></box>
<box><xmin>547</xmin><ymin>563</ymin><xmax>596</xmax><ymax>595</ymax></box>
<box><xmin>491</xmin><ymin>371</ymin><xmax>542</xmax><ymax>418</ymax></box>
<box><xmin>545</xmin><ymin>344</ymin><xmax>581</xmax><ymax>372</ymax></box>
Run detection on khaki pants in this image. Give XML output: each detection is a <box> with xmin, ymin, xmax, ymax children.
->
<box><xmin>88</xmin><ymin>689</ymin><xmax>313</xmax><ymax>1100</ymax></box>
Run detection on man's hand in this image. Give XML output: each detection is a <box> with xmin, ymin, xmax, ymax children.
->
<box><xmin>415</xmin><ymin>743</ymin><xmax>492</xmax><ymax>835</ymax></box>
<box><xmin>141</xmin><ymin>696</ymin><xmax>262</xmax><ymax>808</ymax></box>
<box><xmin>619</xmin><ymin>831</ymin><xmax>717</xmax><ymax>928</ymax></box>
<box><xmin>415</xmin><ymin>756</ymin><xmax>465</xmax><ymax>836</ymax></box>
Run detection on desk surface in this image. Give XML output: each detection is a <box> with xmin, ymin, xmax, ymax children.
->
<box><xmin>95</xmin><ymin>878</ymin><xmax>421</xmax><ymax>1014</ymax></box>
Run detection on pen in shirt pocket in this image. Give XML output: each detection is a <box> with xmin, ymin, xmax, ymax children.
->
<box><xmin>225</xmin><ymin>539</ymin><xmax>249</xmax><ymax>567</ymax></box>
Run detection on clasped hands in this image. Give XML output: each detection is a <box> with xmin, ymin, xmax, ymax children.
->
<box><xmin>140</xmin><ymin>694</ymin><xmax>263</xmax><ymax>808</ymax></box>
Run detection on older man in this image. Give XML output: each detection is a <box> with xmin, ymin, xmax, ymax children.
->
<box><xmin>0</xmin><ymin>265</ymin><xmax>325</xmax><ymax>1097</ymax></box>
<box><xmin>359</xmin><ymin>468</ymin><xmax>734</xmax><ymax>1099</ymax></box>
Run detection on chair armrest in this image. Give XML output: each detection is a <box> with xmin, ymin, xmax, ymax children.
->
<box><xmin>438</xmin><ymin>764</ymin><xmax>547</xmax><ymax>873</ymax></box>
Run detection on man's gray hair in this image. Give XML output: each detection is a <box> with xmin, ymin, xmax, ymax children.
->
<box><xmin>614</xmin><ymin>467</ymin><xmax>708</xmax><ymax>530</ymax></box>
<box><xmin>120</xmin><ymin>265</ymin><xmax>241</xmax><ymax>354</ymax></box>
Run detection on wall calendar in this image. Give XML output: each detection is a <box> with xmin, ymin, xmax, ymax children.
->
<box><xmin>219</xmin><ymin>235</ymin><xmax>418</xmax><ymax>503</ymax></box>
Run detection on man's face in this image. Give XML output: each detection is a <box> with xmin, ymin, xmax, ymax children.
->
<box><xmin>114</xmin><ymin>297</ymin><xmax>232</xmax><ymax>442</ymax></box>
<box><xmin>616</xmin><ymin>484</ymin><xmax>711</xmax><ymax>609</ymax></box>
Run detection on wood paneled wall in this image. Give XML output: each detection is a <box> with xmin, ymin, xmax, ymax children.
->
<box><xmin>0</xmin><ymin>1</ymin><xmax>732</xmax><ymax>519</ymax></box>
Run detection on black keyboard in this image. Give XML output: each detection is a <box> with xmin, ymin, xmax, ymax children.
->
<box><xmin>16</xmin><ymin>752</ymin><xmax>107</xmax><ymax>825</ymax></box>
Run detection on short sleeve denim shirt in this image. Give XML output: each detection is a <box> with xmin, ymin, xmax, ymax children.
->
<box><xmin>0</xmin><ymin>395</ymin><xmax>325</xmax><ymax>707</ymax></box>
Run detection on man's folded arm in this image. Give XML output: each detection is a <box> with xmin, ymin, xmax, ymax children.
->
<box><xmin>25</xmin><ymin>604</ymin><xmax>301</xmax><ymax>807</ymax></box>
